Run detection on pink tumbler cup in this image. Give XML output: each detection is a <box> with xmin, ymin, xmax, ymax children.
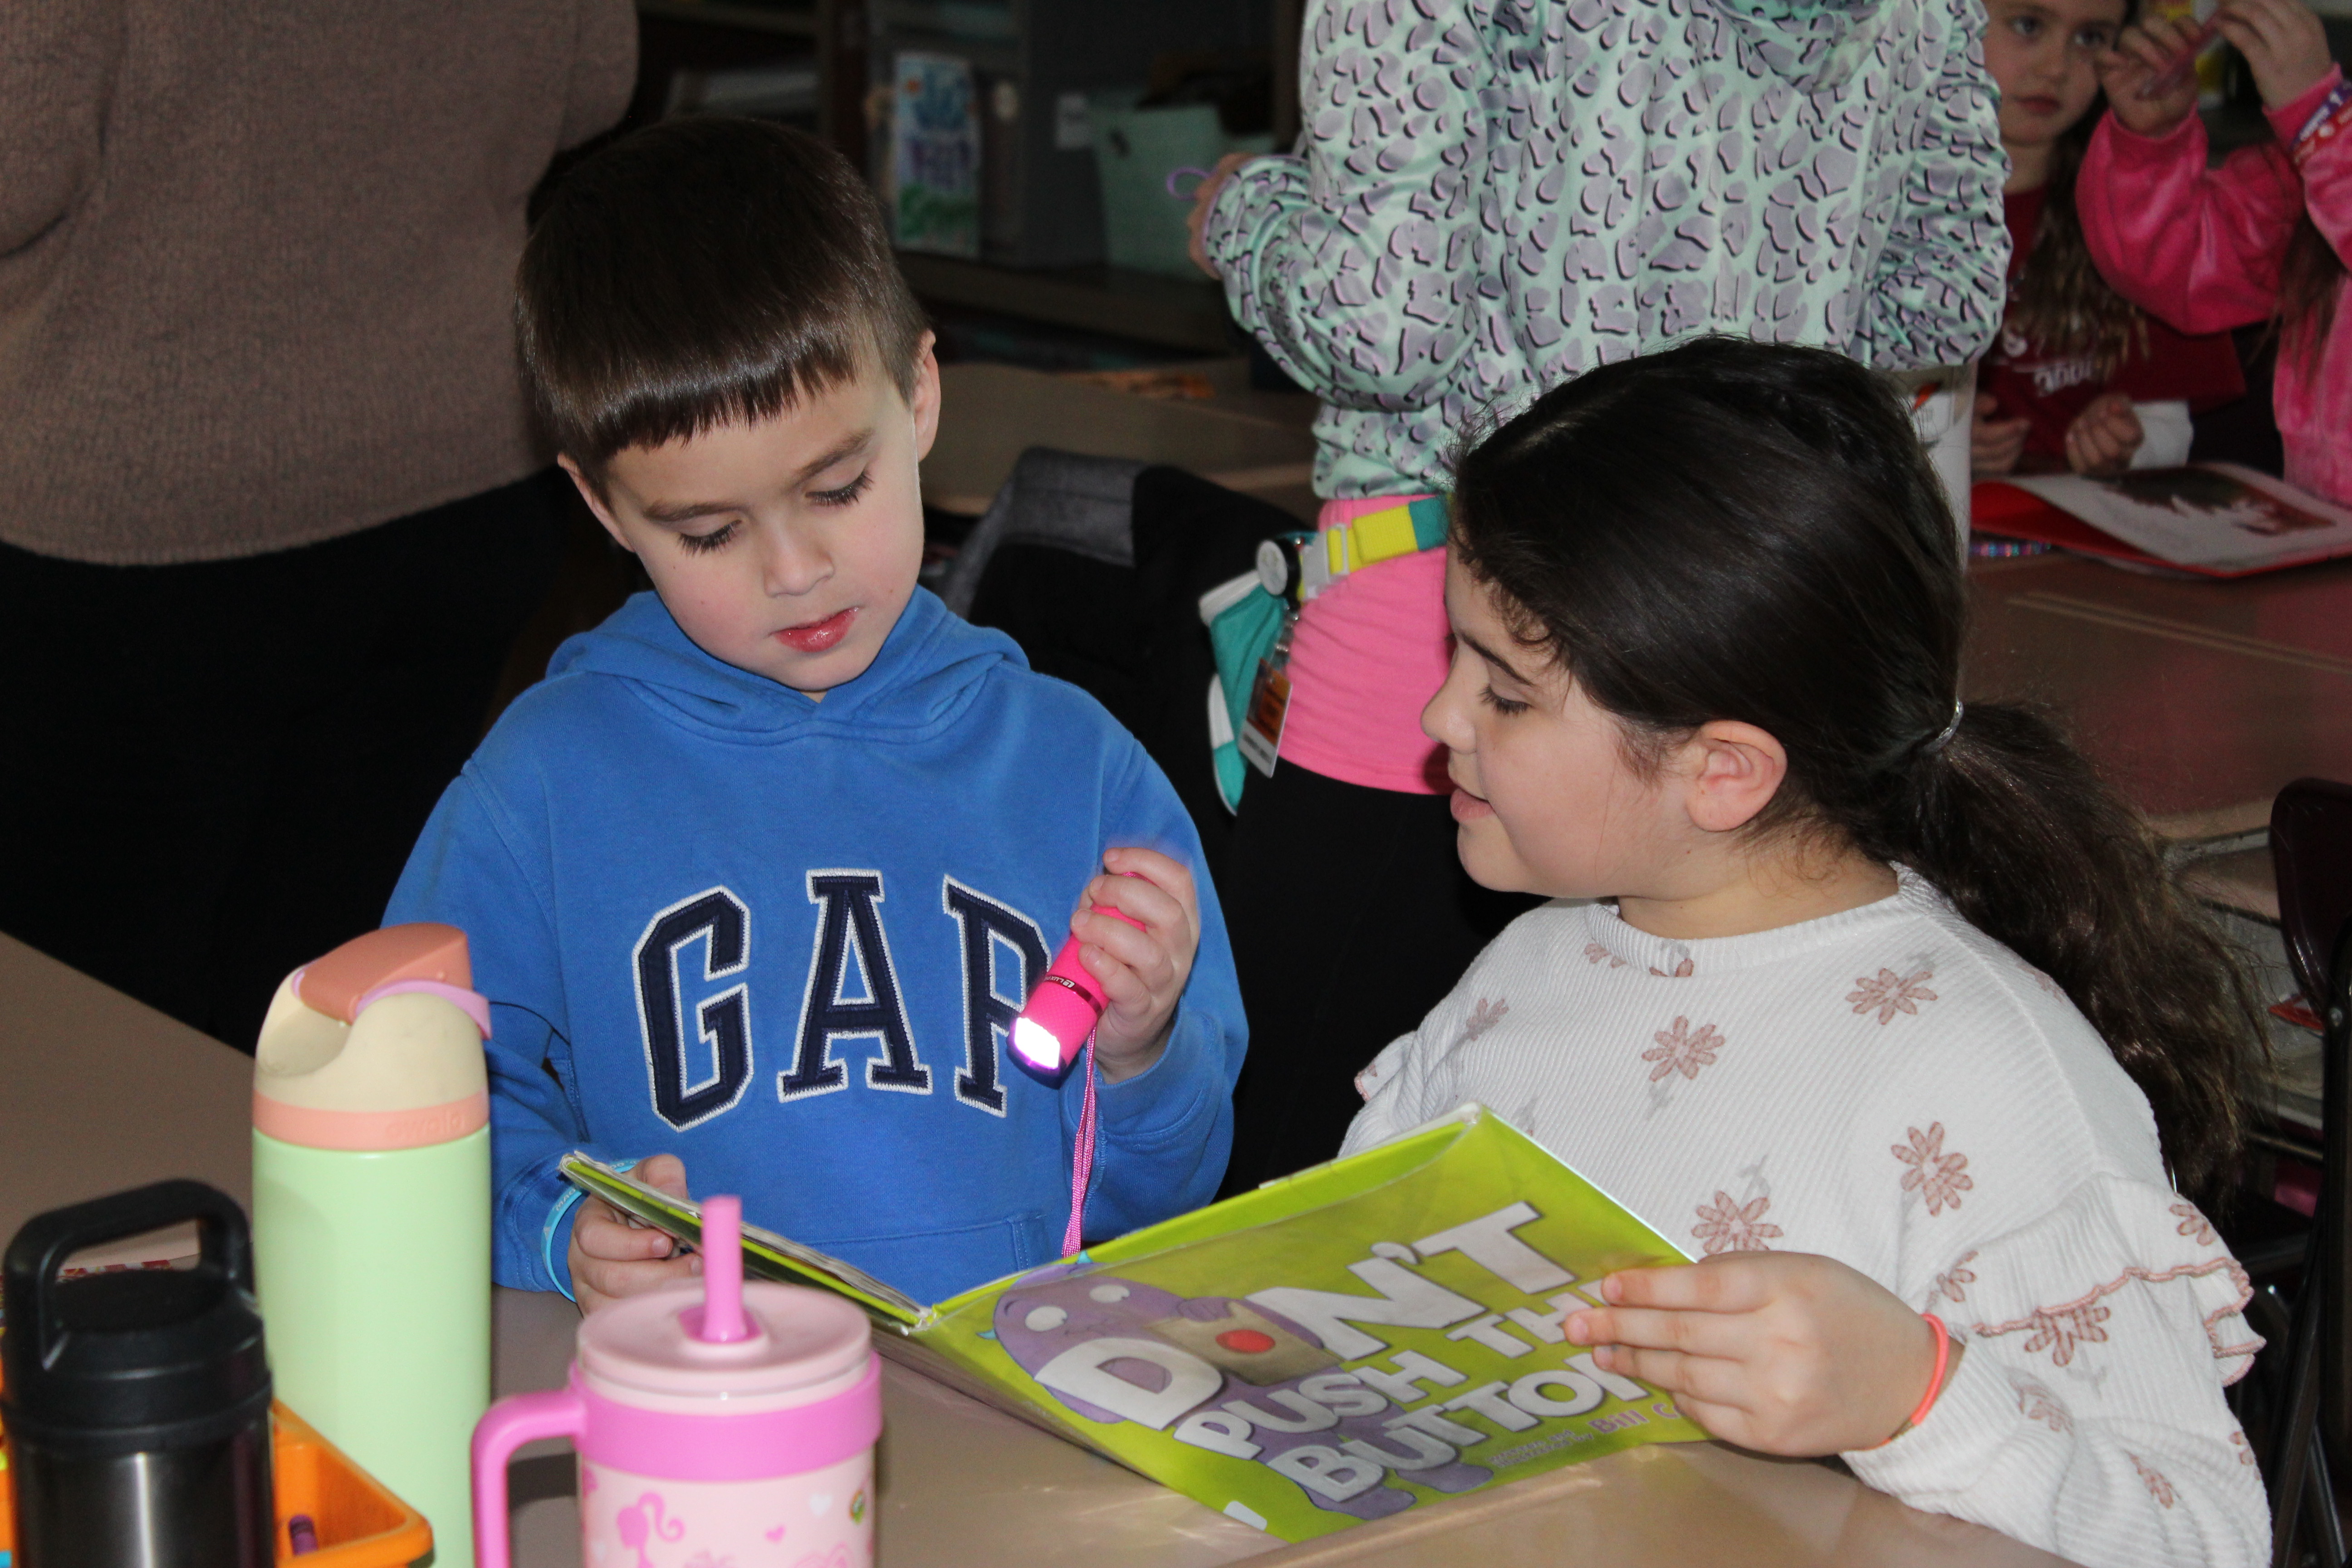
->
<box><xmin>471</xmin><ymin>1196</ymin><xmax>881</xmax><ymax>1568</ymax></box>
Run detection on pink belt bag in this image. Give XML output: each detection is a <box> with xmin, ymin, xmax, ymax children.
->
<box><xmin>1199</xmin><ymin>494</ymin><xmax>1450</xmax><ymax>810</ymax></box>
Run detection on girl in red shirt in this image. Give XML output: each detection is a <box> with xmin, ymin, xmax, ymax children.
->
<box><xmin>1973</xmin><ymin>0</ymin><xmax>2247</xmax><ymax>477</ymax></box>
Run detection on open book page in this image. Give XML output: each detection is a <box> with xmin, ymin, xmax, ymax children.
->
<box><xmin>2008</xmin><ymin>464</ymin><xmax>2352</xmax><ymax>572</ymax></box>
<box><xmin>565</xmin><ymin>1108</ymin><xmax>1705</xmax><ymax>1543</ymax></box>
<box><xmin>909</xmin><ymin>1107</ymin><xmax>1707</xmax><ymax>1541</ymax></box>
<box><xmin>556</xmin><ymin>1153</ymin><xmax>922</xmax><ymax>1323</ymax></box>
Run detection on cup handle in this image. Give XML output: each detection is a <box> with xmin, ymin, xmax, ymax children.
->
<box><xmin>472</xmin><ymin>1387</ymin><xmax>584</xmax><ymax>1568</ymax></box>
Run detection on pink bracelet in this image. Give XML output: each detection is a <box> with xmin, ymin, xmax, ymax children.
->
<box><xmin>1876</xmin><ymin>1313</ymin><xmax>1956</xmax><ymax>1448</ymax></box>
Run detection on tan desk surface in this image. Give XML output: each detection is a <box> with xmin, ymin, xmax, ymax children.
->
<box><xmin>0</xmin><ymin>931</ymin><xmax>2068</xmax><ymax>1567</ymax></box>
<box><xmin>921</xmin><ymin>363</ymin><xmax>1317</xmax><ymax>519</ymax></box>
<box><xmin>1967</xmin><ymin>554</ymin><xmax>2352</xmax><ymax>841</ymax></box>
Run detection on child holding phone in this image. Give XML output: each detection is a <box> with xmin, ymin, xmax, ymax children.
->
<box><xmin>1974</xmin><ymin>0</ymin><xmax>2247</xmax><ymax>476</ymax></box>
<box><xmin>1347</xmin><ymin>338</ymin><xmax>2268</xmax><ymax>1568</ymax></box>
<box><xmin>2079</xmin><ymin>0</ymin><xmax>2349</xmax><ymax>501</ymax></box>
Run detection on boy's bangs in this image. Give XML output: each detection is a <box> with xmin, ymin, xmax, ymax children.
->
<box><xmin>561</xmin><ymin>320</ymin><xmax>877</xmax><ymax>470</ymax></box>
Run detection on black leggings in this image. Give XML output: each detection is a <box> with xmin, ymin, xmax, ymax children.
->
<box><xmin>1216</xmin><ymin>758</ymin><xmax>1539</xmax><ymax>1195</ymax></box>
<box><xmin>0</xmin><ymin>471</ymin><xmax>563</xmax><ymax>1051</ymax></box>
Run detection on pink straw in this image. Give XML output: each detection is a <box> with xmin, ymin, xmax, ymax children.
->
<box><xmin>696</xmin><ymin>1195</ymin><xmax>750</xmax><ymax>1343</ymax></box>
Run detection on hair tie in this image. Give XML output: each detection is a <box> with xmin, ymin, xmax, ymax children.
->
<box><xmin>1919</xmin><ymin>699</ymin><xmax>1964</xmax><ymax>757</ymax></box>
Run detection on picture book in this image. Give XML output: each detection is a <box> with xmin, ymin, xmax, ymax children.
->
<box><xmin>1984</xmin><ymin>465</ymin><xmax>2352</xmax><ymax>577</ymax></box>
<box><xmin>888</xmin><ymin>51</ymin><xmax>980</xmax><ymax>259</ymax></box>
<box><xmin>559</xmin><ymin>1105</ymin><xmax>1707</xmax><ymax>1542</ymax></box>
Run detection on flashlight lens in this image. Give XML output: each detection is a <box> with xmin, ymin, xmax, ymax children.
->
<box><xmin>1011</xmin><ymin>1015</ymin><xmax>1066</xmax><ymax>1069</ymax></box>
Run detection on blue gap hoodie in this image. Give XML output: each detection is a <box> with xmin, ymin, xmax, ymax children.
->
<box><xmin>387</xmin><ymin>588</ymin><xmax>1246</xmax><ymax>1304</ymax></box>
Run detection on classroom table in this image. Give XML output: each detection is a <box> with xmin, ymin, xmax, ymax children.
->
<box><xmin>0</xmin><ymin>930</ymin><xmax>2072</xmax><ymax>1568</ymax></box>
<box><xmin>1965</xmin><ymin>551</ymin><xmax>2352</xmax><ymax>842</ymax></box>
<box><xmin>921</xmin><ymin>362</ymin><xmax>1318</xmax><ymax>519</ymax></box>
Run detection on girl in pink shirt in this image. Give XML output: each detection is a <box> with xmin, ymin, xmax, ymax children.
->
<box><xmin>2078</xmin><ymin>0</ymin><xmax>2352</xmax><ymax>503</ymax></box>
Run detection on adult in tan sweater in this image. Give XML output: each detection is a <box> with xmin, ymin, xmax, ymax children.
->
<box><xmin>0</xmin><ymin>0</ymin><xmax>637</xmax><ymax>1049</ymax></box>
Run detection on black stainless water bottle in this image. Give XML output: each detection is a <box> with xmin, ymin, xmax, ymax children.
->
<box><xmin>2</xmin><ymin>1181</ymin><xmax>274</xmax><ymax>1568</ymax></box>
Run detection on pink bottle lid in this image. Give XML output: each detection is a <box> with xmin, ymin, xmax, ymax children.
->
<box><xmin>569</xmin><ymin>1196</ymin><xmax>880</xmax><ymax>1480</ymax></box>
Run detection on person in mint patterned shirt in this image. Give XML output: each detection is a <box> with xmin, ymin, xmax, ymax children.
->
<box><xmin>1197</xmin><ymin>0</ymin><xmax>2012</xmax><ymax>499</ymax></box>
<box><xmin>1190</xmin><ymin>0</ymin><xmax>2011</xmax><ymax>1196</ymax></box>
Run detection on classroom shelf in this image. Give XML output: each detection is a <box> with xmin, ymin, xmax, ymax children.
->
<box><xmin>899</xmin><ymin>252</ymin><xmax>1234</xmax><ymax>355</ymax></box>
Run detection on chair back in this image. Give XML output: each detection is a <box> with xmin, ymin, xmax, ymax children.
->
<box><xmin>2271</xmin><ymin>779</ymin><xmax>2352</xmax><ymax>1011</ymax></box>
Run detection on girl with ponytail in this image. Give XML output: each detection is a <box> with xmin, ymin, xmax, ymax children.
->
<box><xmin>1341</xmin><ymin>338</ymin><xmax>2269</xmax><ymax>1568</ymax></box>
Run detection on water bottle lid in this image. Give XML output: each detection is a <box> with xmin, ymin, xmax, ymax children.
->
<box><xmin>578</xmin><ymin>1279</ymin><xmax>872</xmax><ymax>1410</ymax></box>
<box><xmin>253</xmin><ymin>924</ymin><xmax>490</xmax><ymax>1150</ymax></box>
<box><xmin>0</xmin><ymin>1182</ymin><xmax>270</xmax><ymax>1457</ymax></box>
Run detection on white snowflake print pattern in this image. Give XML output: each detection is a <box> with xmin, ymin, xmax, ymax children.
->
<box><xmin>2014</xmin><ymin>1380</ymin><xmax>2073</xmax><ymax>1433</ymax></box>
<box><xmin>1460</xmin><ymin>997</ymin><xmax>1510</xmax><ymax>1043</ymax></box>
<box><xmin>1848</xmin><ymin>967</ymin><xmax>1939</xmax><ymax>1024</ymax></box>
<box><xmin>1583</xmin><ymin>942</ymin><xmax>1627</xmax><ymax>970</ymax></box>
<box><xmin>2129</xmin><ymin>1453</ymin><xmax>2177</xmax><ymax>1508</ymax></box>
<box><xmin>1643</xmin><ymin>1018</ymin><xmax>1725</xmax><ymax>1083</ymax></box>
<box><xmin>1692</xmin><ymin>1191</ymin><xmax>1783</xmax><ymax>1254</ymax></box>
<box><xmin>1932</xmin><ymin>1250</ymin><xmax>1979</xmax><ymax>1304</ymax></box>
<box><xmin>2171</xmin><ymin>1201</ymin><xmax>2217</xmax><ymax>1246</ymax></box>
<box><xmin>1894</xmin><ymin>1123</ymin><xmax>1974</xmax><ymax>1215</ymax></box>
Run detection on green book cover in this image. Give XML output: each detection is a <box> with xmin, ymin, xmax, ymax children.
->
<box><xmin>560</xmin><ymin>1104</ymin><xmax>1706</xmax><ymax>1541</ymax></box>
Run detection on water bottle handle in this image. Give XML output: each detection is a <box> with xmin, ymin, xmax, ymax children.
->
<box><xmin>471</xmin><ymin>1386</ymin><xmax>584</xmax><ymax>1568</ymax></box>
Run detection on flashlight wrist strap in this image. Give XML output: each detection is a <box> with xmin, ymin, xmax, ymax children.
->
<box><xmin>1062</xmin><ymin>1033</ymin><xmax>1099</xmax><ymax>1259</ymax></box>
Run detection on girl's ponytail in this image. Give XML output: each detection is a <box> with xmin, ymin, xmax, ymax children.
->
<box><xmin>1870</xmin><ymin>705</ymin><xmax>2264</xmax><ymax>1196</ymax></box>
<box><xmin>1452</xmin><ymin>338</ymin><xmax>2267</xmax><ymax>1200</ymax></box>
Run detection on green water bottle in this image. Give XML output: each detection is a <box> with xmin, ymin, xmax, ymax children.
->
<box><xmin>252</xmin><ymin>923</ymin><xmax>492</xmax><ymax>1568</ymax></box>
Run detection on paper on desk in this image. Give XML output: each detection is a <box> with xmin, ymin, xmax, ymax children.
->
<box><xmin>2008</xmin><ymin>464</ymin><xmax>2352</xmax><ymax>572</ymax></box>
<box><xmin>563</xmin><ymin>1107</ymin><xmax>1705</xmax><ymax>1543</ymax></box>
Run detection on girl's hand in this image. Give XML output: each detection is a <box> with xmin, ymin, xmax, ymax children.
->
<box><xmin>1971</xmin><ymin>392</ymin><xmax>2032</xmax><ymax>476</ymax></box>
<box><xmin>1186</xmin><ymin>152</ymin><xmax>1254</xmax><ymax>279</ymax></box>
<box><xmin>2064</xmin><ymin>391</ymin><xmax>2146</xmax><ymax>475</ymax></box>
<box><xmin>568</xmin><ymin>1153</ymin><xmax>700</xmax><ymax>1315</ymax></box>
<box><xmin>1073</xmin><ymin>847</ymin><xmax>1201</xmax><ymax>1081</ymax></box>
<box><xmin>2096</xmin><ymin>14</ymin><xmax>2207</xmax><ymax>137</ymax></box>
<box><xmin>1563</xmin><ymin>1252</ymin><xmax>1939</xmax><ymax>1455</ymax></box>
<box><xmin>2214</xmin><ymin>0</ymin><xmax>2334</xmax><ymax>109</ymax></box>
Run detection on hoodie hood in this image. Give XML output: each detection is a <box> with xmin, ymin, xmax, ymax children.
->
<box><xmin>545</xmin><ymin>587</ymin><xmax>1026</xmax><ymax>743</ymax></box>
<box><xmin>1702</xmin><ymin>0</ymin><xmax>1892</xmax><ymax>93</ymax></box>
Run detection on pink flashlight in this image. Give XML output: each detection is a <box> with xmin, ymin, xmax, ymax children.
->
<box><xmin>1009</xmin><ymin>877</ymin><xmax>1147</xmax><ymax>1085</ymax></box>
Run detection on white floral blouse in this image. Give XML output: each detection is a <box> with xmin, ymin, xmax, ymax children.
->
<box><xmin>1344</xmin><ymin>872</ymin><xmax>2269</xmax><ymax>1567</ymax></box>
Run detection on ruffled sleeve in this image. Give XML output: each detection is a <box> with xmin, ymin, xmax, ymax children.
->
<box><xmin>1844</xmin><ymin>1175</ymin><xmax>2269</xmax><ymax>1568</ymax></box>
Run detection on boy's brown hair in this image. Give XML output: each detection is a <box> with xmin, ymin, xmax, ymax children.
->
<box><xmin>518</xmin><ymin>118</ymin><xmax>929</xmax><ymax>485</ymax></box>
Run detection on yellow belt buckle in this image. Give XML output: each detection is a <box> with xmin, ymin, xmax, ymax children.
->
<box><xmin>1351</xmin><ymin>505</ymin><xmax>1421</xmax><ymax>567</ymax></box>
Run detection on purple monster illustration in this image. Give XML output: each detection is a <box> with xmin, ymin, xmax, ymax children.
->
<box><xmin>992</xmin><ymin>1267</ymin><xmax>1491</xmax><ymax>1521</ymax></box>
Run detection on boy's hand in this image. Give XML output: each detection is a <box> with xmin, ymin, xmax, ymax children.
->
<box><xmin>2065</xmin><ymin>392</ymin><xmax>2146</xmax><ymax>476</ymax></box>
<box><xmin>1970</xmin><ymin>392</ymin><xmax>2031</xmax><ymax>477</ymax></box>
<box><xmin>2215</xmin><ymin>0</ymin><xmax>2333</xmax><ymax>109</ymax></box>
<box><xmin>1072</xmin><ymin>846</ymin><xmax>1200</xmax><ymax>1082</ymax></box>
<box><xmin>1563</xmin><ymin>1252</ymin><xmax>1940</xmax><ymax>1456</ymax></box>
<box><xmin>2097</xmin><ymin>15</ymin><xmax>2206</xmax><ymax>137</ymax></box>
<box><xmin>568</xmin><ymin>1153</ymin><xmax>701</xmax><ymax>1315</ymax></box>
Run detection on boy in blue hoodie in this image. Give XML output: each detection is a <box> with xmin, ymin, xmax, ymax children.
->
<box><xmin>386</xmin><ymin>118</ymin><xmax>1246</xmax><ymax>1311</ymax></box>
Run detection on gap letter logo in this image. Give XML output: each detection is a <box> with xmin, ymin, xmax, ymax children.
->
<box><xmin>633</xmin><ymin>873</ymin><xmax>1050</xmax><ymax>1131</ymax></box>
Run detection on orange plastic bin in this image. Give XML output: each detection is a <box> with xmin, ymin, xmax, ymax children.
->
<box><xmin>0</xmin><ymin>1396</ymin><xmax>432</xmax><ymax>1567</ymax></box>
